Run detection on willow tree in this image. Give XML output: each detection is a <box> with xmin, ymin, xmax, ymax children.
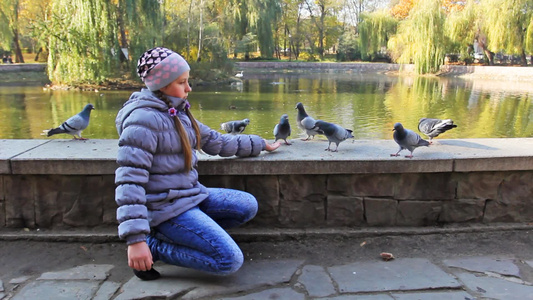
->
<box><xmin>0</xmin><ymin>0</ymin><xmax>25</xmax><ymax>63</ymax></box>
<box><xmin>254</xmin><ymin>0</ymin><xmax>281</xmax><ymax>58</ymax></box>
<box><xmin>445</xmin><ymin>0</ymin><xmax>479</xmax><ymax>63</ymax></box>
<box><xmin>482</xmin><ymin>0</ymin><xmax>533</xmax><ymax>65</ymax></box>
<box><xmin>47</xmin><ymin>0</ymin><xmax>118</xmax><ymax>85</ymax></box>
<box><xmin>120</xmin><ymin>0</ymin><xmax>163</xmax><ymax>74</ymax></box>
<box><xmin>358</xmin><ymin>10</ymin><xmax>397</xmax><ymax>61</ymax></box>
<box><xmin>388</xmin><ymin>0</ymin><xmax>447</xmax><ymax>74</ymax></box>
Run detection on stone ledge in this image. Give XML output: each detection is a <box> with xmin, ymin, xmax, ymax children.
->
<box><xmin>1</xmin><ymin>138</ymin><xmax>532</xmax><ymax>175</ymax></box>
<box><xmin>0</xmin><ymin>63</ymin><xmax>46</xmax><ymax>72</ymax></box>
<box><xmin>0</xmin><ymin>223</ymin><xmax>531</xmax><ymax>243</ymax></box>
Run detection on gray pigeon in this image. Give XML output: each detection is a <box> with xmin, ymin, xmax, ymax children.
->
<box><xmin>391</xmin><ymin>122</ymin><xmax>430</xmax><ymax>158</ymax></box>
<box><xmin>295</xmin><ymin>102</ymin><xmax>323</xmax><ymax>140</ymax></box>
<box><xmin>44</xmin><ymin>103</ymin><xmax>95</xmax><ymax>140</ymax></box>
<box><xmin>418</xmin><ymin>118</ymin><xmax>457</xmax><ymax>143</ymax></box>
<box><xmin>273</xmin><ymin>114</ymin><xmax>291</xmax><ymax>145</ymax></box>
<box><xmin>314</xmin><ymin>120</ymin><xmax>354</xmax><ymax>152</ymax></box>
<box><xmin>220</xmin><ymin>118</ymin><xmax>250</xmax><ymax>134</ymax></box>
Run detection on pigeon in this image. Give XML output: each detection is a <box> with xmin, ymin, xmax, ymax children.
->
<box><xmin>418</xmin><ymin>118</ymin><xmax>457</xmax><ymax>143</ymax></box>
<box><xmin>390</xmin><ymin>122</ymin><xmax>430</xmax><ymax>158</ymax></box>
<box><xmin>220</xmin><ymin>118</ymin><xmax>250</xmax><ymax>134</ymax></box>
<box><xmin>273</xmin><ymin>114</ymin><xmax>291</xmax><ymax>145</ymax></box>
<box><xmin>313</xmin><ymin>120</ymin><xmax>354</xmax><ymax>152</ymax></box>
<box><xmin>44</xmin><ymin>103</ymin><xmax>95</xmax><ymax>140</ymax></box>
<box><xmin>295</xmin><ymin>102</ymin><xmax>323</xmax><ymax>140</ymax></box>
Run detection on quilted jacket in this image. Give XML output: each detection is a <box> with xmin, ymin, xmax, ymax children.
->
<box><xmin>115</xmin><ymin>89</ymin><xmax>265</xmax><ymax>245</ymax></box>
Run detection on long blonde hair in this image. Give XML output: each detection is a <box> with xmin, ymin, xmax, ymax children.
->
<box><xmin>157</xmin><ymin>92</ymin><xmax>201</xmax><ymax>172</ymax></box>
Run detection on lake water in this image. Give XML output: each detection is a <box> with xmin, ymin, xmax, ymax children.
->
<box><xmin>0</xmin><ymin>72</ymin><xmax>532</xmax><ymax>140</ymax></box>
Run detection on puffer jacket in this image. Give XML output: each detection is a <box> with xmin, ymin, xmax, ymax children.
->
<box><xmin>115</xmin><ymin>89</ymin><xmax>265</xmax><ymax>245</ymax></box>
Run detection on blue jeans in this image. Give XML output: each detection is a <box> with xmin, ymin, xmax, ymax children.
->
<box><xmin>146</xmin><ymin>188</ymin><xmax>258</xmax><ymax>275</ymax></box>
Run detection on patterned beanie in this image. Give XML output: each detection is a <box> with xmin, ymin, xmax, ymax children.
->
<box><xmin>137</xmin><ymin>47</ymin><xmax>191</xmax><ymax>91</ymax></box>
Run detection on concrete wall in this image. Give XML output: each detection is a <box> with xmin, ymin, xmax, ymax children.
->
<box><xmin>235</xmin><ymin>62</ymin><xmax>533</xmax><ymax>81</ymax></box>
<box><xmin>1</xmin><ymin>138</ymin><xmax>532</xmax><ymax>230</ymax></box>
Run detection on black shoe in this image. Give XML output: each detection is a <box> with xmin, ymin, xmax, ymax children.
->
<box><xmin>133</xmin><ymin>267</ymin><xmax>161</xmax><ymax>281</ymax></box>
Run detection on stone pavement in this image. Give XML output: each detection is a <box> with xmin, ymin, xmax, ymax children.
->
<box><xmin>1</xmin><ymin>226</ymin><xmax>533</xmax><ymax>300</ymax></box>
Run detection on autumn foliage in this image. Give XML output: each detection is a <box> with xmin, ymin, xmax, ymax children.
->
<box><xmin>391</xmin><ymin>0</ymin><xmax>416</xmax><ymax>20</ymax></box>
<box><xmin>391</xmin><ymin>0</ymin><xmax>464</xmax><ymax>20</ymax></box>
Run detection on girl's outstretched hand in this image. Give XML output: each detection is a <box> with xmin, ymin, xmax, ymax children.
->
<box><xmin>264</xmin><ymin>140</ymin><xmax>281</xmax><ymax>152</ymax></box>
<box><xmin>128</xmin><ymin>241</ymin><xmax>153</xmax><ymax>271</ymax></box>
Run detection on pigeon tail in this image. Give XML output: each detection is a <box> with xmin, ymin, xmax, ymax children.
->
<box><xmin>46</xmin><ymin>127</ymin><xmax>67</xmax><ymax>137</ymax></box>
<box><xmin>418</xmin><ymin>139</ymin><xmax>430</xmax><ymax>147</ymax></box>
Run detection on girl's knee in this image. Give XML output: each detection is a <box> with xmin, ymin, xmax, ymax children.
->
<box><xmin>244</xmin><ymin>197</ymin><xmax>258</xmax><ymax>221</ymax></box>
<box><xmin>217</xmin><ymin>248</ymin><xmax>244</xmax><ymax>275</ymax></box>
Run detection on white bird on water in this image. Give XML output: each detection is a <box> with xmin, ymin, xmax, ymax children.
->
<box><xmin>235</xmin><ymin>71</ymin><xmax>244</xmax><ymax>78</ymax></box>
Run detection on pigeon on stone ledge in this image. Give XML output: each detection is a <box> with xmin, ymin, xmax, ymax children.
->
<box><xmin>313</xmin><ymin>120</ymin><xmax>354</xmax><ymax>152</ymax></box>
<box><xmin>391</xmin><ymin>122</ymin><xmax>430</xmax><ymax>158</ymax></box>
<box><xmin>273</xmin><ymin>114</ymin><xmax>291</xmax><ymax>145</ymax></box>
<box><xmin>295</xmin><ymin>102</ymin><xmax>323</xmax><ymax>141</ymax></box>
<box><xmin>43</xmin><ymin>103</ymin><xmax>95</xmax><ymax>140</ymax></box>
<box><xmin>418</xmin><ymin>118</ymin><xmax>457</xmax><ymax>143</ymax></box>
<box><xmin>220</xmin><ymin>118</ymin><xmax>250</xmax><ymax>134</ymax></box>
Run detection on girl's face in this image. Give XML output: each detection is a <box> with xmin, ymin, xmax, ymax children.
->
<box><xmin>159</xmin><ymin>71</ymin><xmax>192</xmax><ymax>99</ymax></box>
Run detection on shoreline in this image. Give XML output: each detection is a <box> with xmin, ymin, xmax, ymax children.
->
<box><xmin>2</xmin><ymin>63</ymin><xmax>533</xmax><ymax>89</ymax></box>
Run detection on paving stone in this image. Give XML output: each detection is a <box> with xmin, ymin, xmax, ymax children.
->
<box><xmin>0</xmin><ymin>280</ymin><xmax>3</xmax><ymax>292</ymax></box>
<box><xmin>115</xmin><ymin>273</ymin><xmax>198</xmax><ymax>300</ymax></box>
<box><xmin>9</xmin><ymin>276</ymin><xmax>31</xmax><ymax>285</ymax></box>
<box><xmin>11</xmin><ymin>280</ymin><xmax>100</xmax><ymax>300</ymax></box>
<box><xmin>218</xmin><ymin>287</ymin><xmax>305</xmax><ymax>300</ymax></box>
<box><xmin>0</xmin><ymin>292</ymin><xmax>5</xmax><ymax>299</ymax></box>
<box><xmin>443</xmin><ymin>257</ymin><xmax>521</xmax><ymax>277</ymax></box>
<box><xmin>37</xmin><ymin>264</ymin><xmax>114</xmax><ymax>281</ymax></box>
<box><xmin>454</xmin><ymin>271</ymin><xmax>533</xmax><ymax>300</ymax></box>
<box><xmin>322</xmin><ymin>295</ymin><xmax>394</xmax><ymax>300</ymax></box>
<box><xmin>297</xmin><ymin>265</ymin><xmax>336</xmax><ymax>297</ymax></box>
<box><xmin>182</xmin><ymin>259</ymin><xmax>303</xmax><ymax>299</ymax></box>
<box><xmin>391</xmin><ymin>291</ymin><xmax>474</xmax><ymax>300</ymax></box>
<box><xmin>93</xmin><ymin>281</ymin><xmax>121</xmax><ymax>300</ymax></box>
<box><xmin>328</xmin><ymin>258</ymin><xmax>460</xmax><ymax>293</ymax></box>
<box><xmin>115</xmin><ymin>259</ymin><xmax>303</xmax><ymax>300</ymax></box>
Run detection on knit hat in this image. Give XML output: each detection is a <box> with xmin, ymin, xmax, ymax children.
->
<box><xmin>137</xmin><ymin>47</ymin><xmax>190</xmax><ymax>91</ymax></box>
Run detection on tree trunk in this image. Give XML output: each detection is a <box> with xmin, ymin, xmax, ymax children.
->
<box><xmin>520</xmin><ymin>49</ymin><xmax>527</xmax><ymax>66</ymax></box>
<box><xmin>187</xmin><ymin>0</ymin><xmax>193</xmax><ymax>59</ymax></box>
<box><xmin>197</xmin><ymin>0</ymin><xmax>203</xmax><ymax>62</ymax></box>
<box><xmin>318</xmin><ymin>3</ymin><xmax>325</xmax><ymax>59</ymax></box>
<box><xmin>34</xmin><ymin>47</ymin><xmax>43</xmax><ymax>61</ymax></box>
<box><xmin>117</xmin><ymin>0</ymin><xmax>128</xmax><ymax>61</ymax></box>
<box><xmin>482</xmin><ymin>48</ymin><xmax>494</xmax><ymax>66</ymax></box>
<box><xmin>12</xmin><ymin>29</ymin><xmax>24</xmax><ymax>63</ymax></box>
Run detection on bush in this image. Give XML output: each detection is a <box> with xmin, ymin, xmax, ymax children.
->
<box><xmin>299</xmin><ymin>52</ymin><xmax>319</xmax><ymax>62</ymax></box>
<box><xmin>337</xmin><ymin>32</ymin><xmax>361</xmax><ymax>61</ymax></box>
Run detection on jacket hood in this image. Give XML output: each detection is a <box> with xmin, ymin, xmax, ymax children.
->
<box><xmin>116</xmin><ymin>89</ymin><xmax>187</xmax><ymax>135</ymax></box>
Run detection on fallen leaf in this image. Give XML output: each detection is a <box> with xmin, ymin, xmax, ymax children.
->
<box><xmin>360</xmin><ymin>241</ymin><xmax>367</xmax><ymax>247</ymax></box>
<box><xmin>80</xmin><ymin>246</ymin><xmax>88</xmax><ymax>251</ymax></box>
<box><xmin>380</xmin><ymin>252</ymin><xmax>394</xmax><ymax>261</ymax></box>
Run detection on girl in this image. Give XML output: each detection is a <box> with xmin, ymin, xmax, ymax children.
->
<box><xmin>115</xmin><ymin>47</ymin><xmax>280</xmax><ymax>280</ymax></box>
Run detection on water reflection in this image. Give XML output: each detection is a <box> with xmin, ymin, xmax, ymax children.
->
<box><xmin>0</xmin><ymin>73</ymin><xmax>531</xmax><ymax>139</ymax></box>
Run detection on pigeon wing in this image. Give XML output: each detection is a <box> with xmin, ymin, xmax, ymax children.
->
<box><xmin>273</xmin><ymin>123</ymin><xmax>280</xmax><ymax>137</ymax></box>
<box><xmin>301</xmin><ymin>116</ymin><xmax>317</xmax><ymax>130</ymax></box>
<box><xmin>418</xmin><ymin>118</ymin><xmax>438</xmax><ymax>135</ymax></box>
<box><xmin>431</xmin><ymin>119</ymin><xmax>456</xmax><ymax>136</ymax></box>
<box><xmin>220</xmin><ymin>122</ymin><xmax>233</xmax><ymax>133</ymax></box>
<box><xmin>405</xmin><ymin>129</ymin><xmax>428</xmax><ymax>150</ymax></box>
<box><xmin>332</xmin><ymin>124</ymin><xmax>352</xmax><ymax>141</ymax></box>
<box><xmin>61</xmin><ymin>114</ymin><xmax>87</xmax><ymax>133</ymax></box>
